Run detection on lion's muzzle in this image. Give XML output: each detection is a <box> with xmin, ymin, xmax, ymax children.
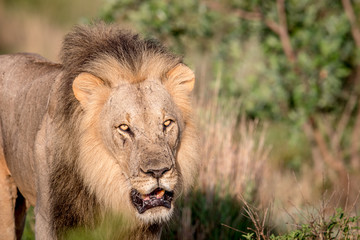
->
<box><xmin>131</xmin><ymin>188</ymin><xmax>174</xmax><ymax>214</ymax></box>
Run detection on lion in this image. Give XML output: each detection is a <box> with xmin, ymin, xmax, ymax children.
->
<box><xmin>0</xmin><ymin>23</ymin><xmax>199</xmax><ymax>239</ymax></box>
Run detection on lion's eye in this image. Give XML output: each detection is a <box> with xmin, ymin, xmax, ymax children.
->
<box><xmin>118</xmin><ymin>124</ymin><xmax>129</xmax><ymax>131</ymax></box>
<box><xmin>163</xmin><ymin>119</ymin><xmax>172</xmax><ymax>128</ymax></box>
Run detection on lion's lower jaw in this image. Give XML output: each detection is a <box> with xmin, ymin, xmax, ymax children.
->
<box><xmin>135</xmin><ymin>205</ymin><xmax>174</xmax><ymax>225</ymax></box>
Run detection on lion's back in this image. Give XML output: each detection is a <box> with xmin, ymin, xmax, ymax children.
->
<box><xmin>0</xmin><ymin>53</ymin><xmax>55</xmax><ymax>93</ymax></box>
<box><xmin>0</xmin><ymin>53</ymin><xmax>62</xmax><ymax>202</ymax></box>
<box><xmin>0</xmin><ymin>53</ymin><xmax>61</xmax><ymax>138</ymax></box>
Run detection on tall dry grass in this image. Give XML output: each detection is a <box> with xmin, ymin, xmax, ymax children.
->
<box><xmin>190</xmin><ymin>61</ymin><xmax>360</xmax><ymax>236</ymax></box>
<box><xmin>196</xmin><ymin>99</ymin><xmax>269</xmax><ymax>200</ymax></box>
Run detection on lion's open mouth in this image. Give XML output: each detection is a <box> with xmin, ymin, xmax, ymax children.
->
<box><xmin>131</xmin><ymin>188</ymin><xmax>174</xmax><ymax>214</ymax></box>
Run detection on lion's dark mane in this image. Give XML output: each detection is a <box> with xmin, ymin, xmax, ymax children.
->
<box><xmin>49</xmin><ymin>23</ymin><xmax>181</xmax><ymax>237</ymax></box>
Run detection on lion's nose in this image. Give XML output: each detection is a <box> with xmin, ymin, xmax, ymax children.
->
<box><xmin>145</xmin><ymin>167</ymin><xmax>170</xmax><ymax>179</ymax></box>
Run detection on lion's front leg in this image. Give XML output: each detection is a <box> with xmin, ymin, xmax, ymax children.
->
<box><xmin>0</xmin><ymin>150</ymin><xmax>17</xmax><ymax>240</ymax></box>
<box><xmin>34</xmin><ymin>117</ymin><xmax>57</xmax><ymax>240</ymax></box>
<box><xmin>34</xmin><ymin>171</ymin><xmax>55</xmax><ymax>240</ymax></box>
<box><xmin>34</xmin><ymin>206</ymin><xmax>54</xmax><ymax>240</ymax></box>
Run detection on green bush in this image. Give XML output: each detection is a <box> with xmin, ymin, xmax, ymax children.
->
<box><xmin>242</xmin><ymin>208</ymin><xmax>360</xmax><ymax>240</ymax></box>
<box><xmin>100</xmin><ymin>0</ymin><xmax>359</xmax><ymax>121</ymax></box>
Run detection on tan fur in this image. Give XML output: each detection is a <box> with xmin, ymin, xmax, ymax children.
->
<box><xmin>0</xmin><ymin>23</ymin><xmax>199</xmax><ymax>239</ymax></box>
<box><xmin>0</xmin><ymin>150</ymin><xmax>16</xmax><ymax>240</ymax></box>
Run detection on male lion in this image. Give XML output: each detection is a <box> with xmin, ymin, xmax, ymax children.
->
<box><xmin>0</xmin><ymin>23</ymin><xmax>199</xmax><ymax>239</ymax></box>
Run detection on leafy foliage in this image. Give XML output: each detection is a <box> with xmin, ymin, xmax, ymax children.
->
<box><xmin>101</xmin><ymin>0</ymin><xmax>359</xmax><ymax>121</ymax></box>
<box><xmin>22</xmin><ymin>207</ymin><xmax>35</xmax><ymax>240</ymax></box>
<box><xmin>269</xmin><ymin>208</ymin><xmax>360</xmax><ymax>240</ymax></box>
<box><xmin>240</xmin><ymin>208</ymin><xmax>360</xmax><ymax>240</ymax></box>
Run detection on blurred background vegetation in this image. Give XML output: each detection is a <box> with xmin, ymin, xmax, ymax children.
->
<box><xmin>1</xmin><ymin>0</ymin><xmax>360</xmax><ymax>239</ymax></box>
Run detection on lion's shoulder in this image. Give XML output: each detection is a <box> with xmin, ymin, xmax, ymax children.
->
<box><xmin>0</xmin><ymin>53</ymin><xmax>61</xmax><ymax>76</ymax></box>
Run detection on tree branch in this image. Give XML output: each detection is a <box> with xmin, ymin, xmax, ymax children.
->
<box><xmin>351</xmin><ymin>103</ymin><xmax>360</xmax><ymax>169</ymax></box>
<box><xmin>332</xmin><ymin>95</ymin><xmax>356</xmax><ymax>152</ymax></box>
<box><xmin>232</xmin><ymin>8</ymin><xmax>281</xmax><ymax>34</ymax></box>
<box><xmin>342</xmin><ymin>0</ymin><xmax>360</xmax><ymax>169</ymax></box>
<box><xmin>276</xmin><ymin>0</ymin><xmax>296</xmax><ymax>64</ymax></box>
<box><xmin>306</xmin><ymin>117</ymin><xmax>347</xmax><ymax>178</ymax></box>
<box><xmin>205</xmin><ymin>1</ymin><xmax>281</xmax><ymax>34</ymax></box>
<box><xmin>232</xmin><ymin>8</ymin><xmax>262</xmax><ymax>21</ymax></box>
<box><xmin>342</xmin><ymin>0</ymin><xmax>360</xmax><ymax>48</ymax></box>
<box><xmin>205</xmin><ymin>0</ymin><xmax>294</xmax><ymax>62</ymax></box>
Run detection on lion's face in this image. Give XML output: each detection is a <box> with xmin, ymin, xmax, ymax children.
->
<box><xmin>72</xmin><ymin>63</ymin><xmax>198</xmax><ymax>225</ymax></box>
<box><xmin>100</xmin><ymin>79</ymin><xmax>183</xmax><ymax>222</ymax></box>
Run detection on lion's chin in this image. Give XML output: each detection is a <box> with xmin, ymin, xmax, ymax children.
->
<box><xmin>135</xmin><ymin>205</ymin><xmax>174</xmax><ymax>224</ymax></box>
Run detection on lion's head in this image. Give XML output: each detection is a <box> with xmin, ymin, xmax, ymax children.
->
<box><xmin>54</xmin><ymin>23</ymin><xmax>199</xmax><ymax>228</ymax></box>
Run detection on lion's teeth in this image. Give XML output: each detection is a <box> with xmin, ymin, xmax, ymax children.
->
<box><xmin>156</xmin><ymin>189</ymin><xmax>165</xmax><ymax>199</ymax></box>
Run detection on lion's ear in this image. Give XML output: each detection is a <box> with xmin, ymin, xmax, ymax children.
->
<box><xmin>166</xmin><ymin>64</ymin><xmax>195</xmax><ymax>94</ymax></box>
<box><xmin>73</xmin><ymin>73</ymin><xmax>105</xmax><ymax>105</ymax></box>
